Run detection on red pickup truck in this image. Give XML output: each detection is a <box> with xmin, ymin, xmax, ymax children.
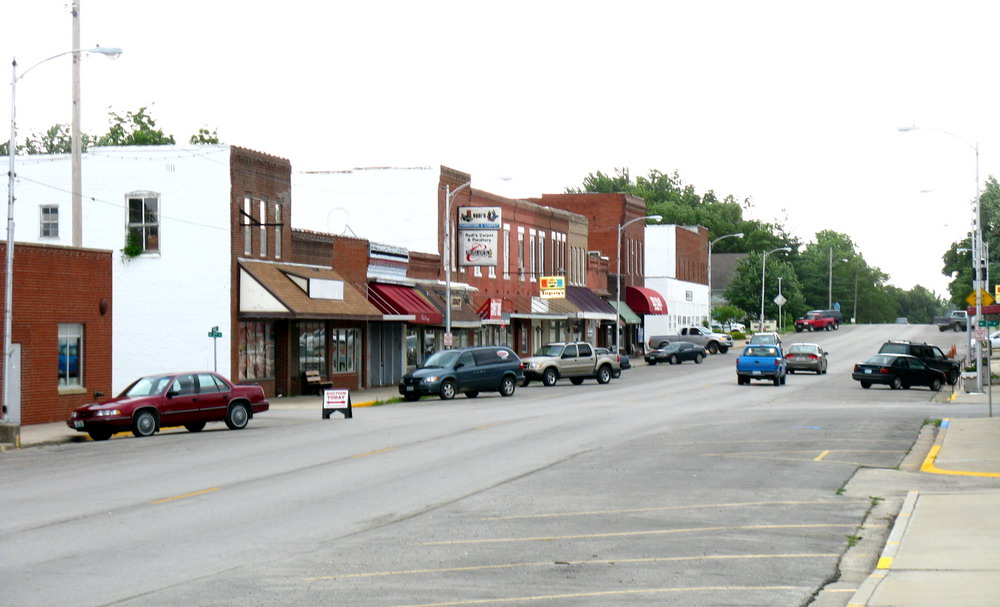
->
<box><xmin>794</xmin><ymin>311</ymin><xmax>838</xmax><ymax>332</ymax></box>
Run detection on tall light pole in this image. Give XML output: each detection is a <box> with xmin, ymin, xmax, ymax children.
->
<box><xmin>899</xmin><ymin>125</ymin><xmax>982</xmax><ymax>391</ymax></box>
<box><xmin>616</xmin><ymin>214</ymin><xmax>661</xmax><ymax>354</ymax></box>
<box><xmin>760</xmin><ymin>247</ymin><xmax>791</xmax><ymax>329</ymax></box>
<box><xmin>4</xmin><ymin>45</ymin><xmax>121</xmax><ymax>425</ymax></box>
<box><xmin>828</xmin><ymin>248</ymin><xmax>848</xmax><ymax>309</ymax></box>
<box><xmin>443</xmin><ymin>181</ymin><xmax>471</xmax><ymax>344</ymax></box>
<box><xmin>708</xmin><ymin>232</ymin><xmax>743</xmax><ymax>317</ymax></box>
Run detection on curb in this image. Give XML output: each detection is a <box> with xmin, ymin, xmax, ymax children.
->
<box><xmin>846</xmin><ymin>489</ymin><xmax>920</xmax><ymax>607</ymax></box>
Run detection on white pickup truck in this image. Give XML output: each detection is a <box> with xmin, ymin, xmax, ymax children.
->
<box><xmin>647</xmin><ymin>326</ymin><xmax>735</xmax><ymax>354</ymax></box>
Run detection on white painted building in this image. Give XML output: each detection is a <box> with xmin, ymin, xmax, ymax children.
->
<box><xmin>8</xmin><ymin>144</ymin><xmax>235</xmax><ymax>392</ymax></box>
<box><xmin>643</xmin><ymin>224</ymin><xmax>709</xmax><ymax>340</ymax></box>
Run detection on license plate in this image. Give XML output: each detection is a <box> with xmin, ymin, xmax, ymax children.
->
<box><xmin>405</xmin><ymin>386</ymin><xmax>414</xmax><ymax>392</ymax></box>
<box><xmin>865</xmin><ymin>369</ymin><xmax>872</xmax><ymax>374</ymax></box>
<box><xmin>752</xmin><ymin>371</ymin><xmax>761</xmax><ymax>376</ymax></box>
<box><xmin>74</xmin><ymin>420</ymin><xmax>84</xmax><ymax>428</ymax></box>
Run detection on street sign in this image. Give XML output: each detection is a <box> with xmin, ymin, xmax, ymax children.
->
<box><xmin>979</xmin><ymin>320</ymin><xmax>999</xmax><ymax>327</ymax></box>
<box><xmin>773</xmin><ymin>294</ymin><xmax>787</xmax><ymax>306</ymax></box>
<box><xmin>208</xmin><ymin>330</ymin><xmax>223</xmax><ymax>338</ymax></box>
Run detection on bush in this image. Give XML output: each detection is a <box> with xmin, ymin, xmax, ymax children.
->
<box><xmin>731</xmin><ymin>330</ymin><xmax>746</xmax><ymax>340</ymax></box>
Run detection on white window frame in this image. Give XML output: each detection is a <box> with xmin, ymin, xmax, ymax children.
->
<box><xmin>126</xmin><ymin>192</ymin><xmax>160</xmax><ymax>254</ymax></box>
<box><xmin>40</xmin><ymin>205</ymin><xmax>59</xmax><ymax>238</ymax></box>
<box><xmin>58</xmin><ymin>323</ymin><xmax>83</xmax><ymax>388</ymax></box>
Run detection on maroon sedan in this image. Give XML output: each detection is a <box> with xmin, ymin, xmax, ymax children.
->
<box><xmin>67</xmin><ymin>372</ymin><xmax>269</xmax><ymax>441</ymax></box>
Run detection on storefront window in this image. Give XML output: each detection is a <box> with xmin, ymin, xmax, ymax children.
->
<box><xmin>423</xmin><ymin>328</ymin><xmax>439</xmax><ymax>362</ymax></box>
<box><xmin>406</xmin><ymin>327</ymin><xmax>419</xmax><ymax>369</ymax></box>
<box><xmin>299</xmin><ymin>322</ymin><xmax>326</xmax><ymax>373</ymax></box>
<box><xmin>239</xmin><ymin>321</ymin><xmax>274</xmax><ymax>381</ymax></box>
<box><xmin>331</xmin><ymin>328</ymin><xmax>360</xmax><ymax>373</ymax></box>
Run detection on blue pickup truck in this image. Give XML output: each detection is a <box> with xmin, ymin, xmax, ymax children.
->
<box><xmin>736</xmin><ymin>344</ymin><xmax>787</xmax><ymax>386</ymax></box>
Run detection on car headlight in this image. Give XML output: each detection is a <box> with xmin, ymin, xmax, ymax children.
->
<box><xmin>94</xmin><ymin>409</ymin><xmax>122</xmax><ymax>417</ymax></box>
<box><xmin>422</xmin><ymin>376</ymin><xmax>440</xmax><ymax>384</ymax></box>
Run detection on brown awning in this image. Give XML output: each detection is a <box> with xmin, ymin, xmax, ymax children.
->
<box><xmin>368</xmin><ymin>283</ymin><xmax>443</xmax><ymax>325</ymax></box>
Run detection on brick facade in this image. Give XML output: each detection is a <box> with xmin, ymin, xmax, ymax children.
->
<box><xmin>0</xmin><ymin>243</ymin><xmax>113</xmax><ymax>424</ymax></box>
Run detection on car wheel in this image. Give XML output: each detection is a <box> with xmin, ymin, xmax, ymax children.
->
<box><xmin>465</xmin><ymin>391</ymin><xmax>480</xmax><ymax>398</ymax></box>
<box><xmin>795</xmin><ymin>327</ymin><xmax>803</xmax><ymax>333</ymax></box>
<box><xmin>737</xmin><ymin>375</ymin><xmax>745</xmax><ymax>385</ymax></box>
<box><xmin>596</xmin><ymin>365</ymin><xmax>612</xmax><ymax>384</ymax></box>
<box><xmin>707</xmin><ymin>343</ymin><xmax>719</xmax><ymax>354</ymax></box>
<box><xmin>930</xmin><ymin>377</ymin><xmax>942</xmax><ymax>392</ymax></box>
<box><xmin>184</xmin><ymin>422</ymin><xmax>206</xmax><ymax>433</ymax></box>
<box><xmin>773</xmin><ymin>376</ymin><xmax>780</xmax><ymax>386</ymax></box>
<box><xmin>225</xmin><ymin>403</ymin><xmax>250</xmax><ymax>429</ymax></box>
<box><xmin>439</xmin><ymin>380</ymin><xmax>457</xmax><ymax>400</ymax></box>
<box><xmin>825</xmin><ymin>324</ymin><xmax>832</xmax><ymax>331</ymax></box>
<box><xmin>860</xmin><ymin>381</ymin><xmax>872</xmax><ymax>389</ymax></box>
<box><xmin>88</xmin><ymin>429</ymin><xmax>112</xmax><ymax>441</ymax></box>
<box><xmin>402</xmin><ymin>393</ymin><xmax>420</xmax><ymax>402</ymax></box>
<box><xmin>695</xmin><ymin>354</ymin><xmax>703</xmax><ymax>364</ymax></box>
<box><xmin>542</xmin><ymin>368</ymin><xmax>559</xmax><ymax>387</ymax></box>
<box><xmin>499</xmin><ymin>377</ymin><xmax>516</xmax><ymax>397</ymax></box>
<box><xmin>780</xmin><ymin>374</ymin><xmax>787</xmax><ymax>385</ymax></box>
<box><xmin>719</xmin><ymin>346</ymin><xmax>729</xmax><ymax>354</ymax></box>
<box><xmin>647</xmin><ymin>360</ymin><xmax>657</xmax><ymax>366</ymax></box>
<box><xmin>670</xmin><ymin>354</ymin><xmax>679</xmax><ymax>365</ymax></box>
<box><xmin>890</xmin><ymin>376</ymin><xmax>902</xmax><ymax>390</ymax></box>
<box><xmin>947</xmin><ymin>369</ymin><xmax>959</xmax><ymax>386</ymax></box>
<box><xmin>570</xmin><ymin>377</ymin><xmax>585</xmax><ymax>385</ymax></box>
<box><xmin>833</xmin><ymin>322</ymin><xmax>840</xmax><ymax>330</ymax></box>
<box><xmin>788</xmin><ymin>368</ymin><xmax>795</xmax><ymax>374</ymax></box>
<box><xmin>131</xmin><ymin>410</ymin><xmax>157</xmax><ymax>437</ymax></box>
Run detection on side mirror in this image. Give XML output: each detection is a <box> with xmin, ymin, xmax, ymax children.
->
<box><xmin>166</xmin><ymin>390</ymin><xmax>180</xmax><ymax>399</ymax></box>
<box><xmin>454</xmin><ymin>362</ymin><xmax>465</xmax><ymax>369</ymax></box>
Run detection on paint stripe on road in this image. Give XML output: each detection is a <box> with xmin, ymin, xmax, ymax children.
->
<box><xmin>150</xmin><ymin>487</ymin><xmax>219</xmax><ymax>504</ymax></box>
<box><xmin>482</xmin><ymin>499</ymin><xmax>868</xmax><ymax>521</ymax></box>
<box><xmin>393</xmin><ymin>585</ymin><xmax>802</xmax><ymax>607</ymax></box>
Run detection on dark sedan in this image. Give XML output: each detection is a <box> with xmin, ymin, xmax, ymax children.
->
<box><xmin>645</xmin><ymin>341</ymin><xmax>706</xmax><ymax>365</ymax></box>
<box><xmin>852</xmin><ymin>354</ymin><xmax>946</xmax><ymax>391</ymax></box>
<box><xmin>68</xmin><ymin>372</ymin><xmax>270</xmax><ymax>441</ymax></box>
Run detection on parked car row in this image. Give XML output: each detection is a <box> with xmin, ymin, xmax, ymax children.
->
<box><xmin>850</xmin><ymin>340</ymin><xmax>958</xmax><ymax>391</ymax></box>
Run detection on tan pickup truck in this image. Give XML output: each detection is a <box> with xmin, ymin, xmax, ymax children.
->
<box><xmin>521</xmin><ymin>341</ymin><xmax>620</xmax><ymax>386</ymax></box>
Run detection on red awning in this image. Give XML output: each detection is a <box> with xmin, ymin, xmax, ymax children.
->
<box><xmin>368</xmin><ymin>283</ymin><xmax>443</xmax><ymax>325</ymax></box>
<box><xmin>625</xmin><ymin>286</ymin><xmax>668</xmax><ymax>315</ymax></box>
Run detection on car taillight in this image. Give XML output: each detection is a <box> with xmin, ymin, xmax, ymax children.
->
<box><xmin>785</xmin><ymin>354</ymin><xmax>793</xmax><ymax>359</ymax></box>
<box><xmin>809</xmin><ymin>354</ymin><xmax>818</xmax><ymax>360</ymax></box>
<box><xmin>774</xmin><ymin>359</ymin><xmax>781</xmax><ymax>367</ymax></box>
<box><xmin>854</xmin><ymin>364</ymin><xmax>860</xmax><ymax>372</ymax></box>
<box><xmin>880</xmin><ymin>368</ymin><xmax>890</xmax><ymax>374</ymax></box>
<box><xmin>735</xmin><ymin>357</ymin><xmax>741</xmax><ymax>365</ymax></box>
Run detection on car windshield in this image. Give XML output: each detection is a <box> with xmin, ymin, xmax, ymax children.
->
<box><xmin>421</xmin><ymin>350</ymin><xmax>461</xmax><ymax>369</ymax></box>
<box><xmin>122</xmin><ymin>375</ymin><xmax>175</xmax><ymax>397</ymax></box>
<box><xmin>745</xmin><ymin>346</ymin><xmax>779</xmax><ymax>357</ymax></box>
<box><xmin>750</xmin><ymin>334</ymin><xmax>776</xmax><ymax>344</ymax></box>
<box><xmin>879</xmin><ymin>343</ymin><xmax>907</xmax><ymax>354</ymax></box>
<box><xmin>661</xmin><ymin>343</ymin><xmax>681</xmax><ymax>352</ymax></box>
<box><xmin>863</xmin><ymin>354</ymin><xmax>896</xmax><ymax>366</ymax></box>
<box><xmin>534</xmin><ymin>344</ymin><xmax>566</xmax><ymax>357</ymax></box>
<box><xmin>788</xmin><ymin>345</ymin><xmax>816</xmax><ymax>354</ymax></box>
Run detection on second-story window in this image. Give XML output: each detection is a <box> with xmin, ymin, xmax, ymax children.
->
<box><xmin>127</xmin><ymin>193</ymin><xmax>159</xmax><ymax>253</ymax></box>
<box><xmin>40</xmin><ymin>205</ymin><xmax>58</xmax><ymax>238</ymax></box>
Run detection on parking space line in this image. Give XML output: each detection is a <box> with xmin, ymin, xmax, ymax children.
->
<box><xmin>482</xmin><ymin>499</ymin><xmax>868</xmax><ymax>521</ymax></box>
<box><xmin>304</xmin><ymin>553</ymin><xmax>838</xmax><ymax>581</ymax></box>
<box><xmin>414</xmin><ymin>523</ymin><xmax>858</xmax><ymax>546</ymax></box>
<box><xmin>150</xmin><ymin>488</ymin><xmax>219</xmax><ymax>504</ymax></box>
<box><xmin>814</xmin><ymin>450</ymin><xmax>831</xmax><ymax>461</ymax></box>
<box><xmin>351</xmin><ymin>447</ymin><xmax>396</xmax><ymax>459</ymax></box>
<box><xmin>395</xmin><ymin>586</ymin><xmax>801</xmax><ymax>606</ymax></box>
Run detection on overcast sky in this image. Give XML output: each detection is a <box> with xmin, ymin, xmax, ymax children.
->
<box><xmin>5</xmin><ymin>1</ymin><xmax>999</xmax><ymax>298</ymax></box>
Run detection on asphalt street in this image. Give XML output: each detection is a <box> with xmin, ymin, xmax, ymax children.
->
<box><xmin>0</xmin><ymin>323</ymin><xmax>983</xmax><ymax>606</ymax></box>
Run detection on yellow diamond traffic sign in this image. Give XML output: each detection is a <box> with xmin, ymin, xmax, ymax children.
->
<box><xmin>966</xmin><ymin>289</ymin><xmax>995</xmax><ymax>307</ymax></box>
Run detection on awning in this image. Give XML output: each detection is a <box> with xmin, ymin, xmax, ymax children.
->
<box><xmin>368</xmin><ymin>283</ymin><xmax>443</xmax><ymax>325</ymax></box>
<box><xmin>609</xmin><ymin>300</ymin><xmax>642</xmax><ymax>325</ymax></box>
<box><xmin>238</xmin><ymin>261</ymin><xmax>383</xmax><ymax>320</ymax></box>
<box><xmin>419</xmin><ymin>286</ymin><xmax>482</xmax><ymax>329</ymax></box>
<box><xmin>565</xmin><ymin>286</ymin><xmax>618</xmax><ymax>321</ymax></box>
<box><xmin>626</xmin><ymin>286</ymin><xmax>668</xmax><ymax>315</ymax></box>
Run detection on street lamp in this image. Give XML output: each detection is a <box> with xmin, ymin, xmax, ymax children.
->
<box><xmin>828</xmin><ymin>248</ymin><xmax>848</xmax><ymax>309</ymax></box>
<box><xmin>899</xmin><ymin>124</ymin><xmax>982</xmax><ymax>391</ymax></box>
<box><xmin>760</xmin><ymin>247</ymin><xmax>791</xmax><ymax>329</ymax></box>
<box><xmin>4</xmin><ymin>45</ymin><xmax>121</xmax><ymax>425</ymax></box>
<box><xmin>708</xmin><ymin>232</ymin><xmax>743</xmax><ymax>316</ymax></box>
<box><xmin>443</xmin><ymin>181</ymin><xmax>471</xmax><ymax>344</ymax></box>
<box><xmin>616</xmin><ymin>214</ymin><xmax>662</xmax><ymax>354</ymax></box>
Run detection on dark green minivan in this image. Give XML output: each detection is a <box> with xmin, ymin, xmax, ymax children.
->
<box><xmin>399</xmin><ymin>346</ymin><xmax>525</xmax><ymax>401</ymax></box>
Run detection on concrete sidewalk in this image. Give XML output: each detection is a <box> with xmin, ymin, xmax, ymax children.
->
<box><xmin>3</xmin><ymin>385</ymin><xmax>403</xmax><ymax>450</ymax></box>
<box><xmin>848</xmin><ymin>389</ymin><xmax>1000</xmax><ymax>607</ymax></box>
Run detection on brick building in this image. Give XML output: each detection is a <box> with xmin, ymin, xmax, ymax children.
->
<box><xmin>0</xmin><ymin>243</ymin><xmax>113</xmax><ymax>424</ymax></box>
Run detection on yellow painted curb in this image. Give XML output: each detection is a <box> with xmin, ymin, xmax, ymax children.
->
<box><xmin>920</xmin><ymin>444</ymin><xmax>1000</xmax><ymax>477</ymax></box>
<box><xmin>352</xmin><ymin>400</ymin><xmax>378</xmax><ymax>408</ymax></box>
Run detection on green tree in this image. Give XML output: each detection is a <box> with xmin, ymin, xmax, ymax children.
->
<box><xmin>96</xmin><ymin>107</ymin><xmax>175</xmax><ymax>146</ymax></box>
<box><xmin>190</xmin><ymin>127</ymin><xmax>221</xmax><ymax>145</ymax></box>
<box><xmin>942</xmin><ymin>175</ymin><xmax>1000</xmax><ymax>307</ymax></box>
<box><xmin>711</xmin><ymin>304</ymin><xmax>747</xmax><ymax>326</ymax></box>
<box><xmin>724</xmin><ymin>252</ymin><xmax>806</xmax><ymax>322</ymax></box>
<box><xmin>894</xmin><ymin>285</ymin><xmax>946</xmax><ymax>324</ymax></box>
<box><xmin>1</xmin><ymin>124</ymin><xmax>92</xmax><ymax>155</ymax></box>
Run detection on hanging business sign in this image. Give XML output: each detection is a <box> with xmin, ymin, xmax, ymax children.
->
<box><xmin>539</xmin><ymin>275</ymin><xmax>566</xmax><ymax>299</ymax></box>
<box><xmin>457</xmin><ymin>206</ymin><xmax>502</xmax><ymax>230</ymax></box>
<box><xmin>458</xmin><ymin>231</ymin><xmax>498</xmax><ymax>266</ymax></box>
